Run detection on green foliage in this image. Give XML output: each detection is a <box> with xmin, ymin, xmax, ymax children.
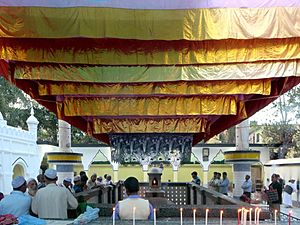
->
<box><xmin>261</xmin><ymin>86</ymin><xmax>300</xmax><ymax>158</ymax></box>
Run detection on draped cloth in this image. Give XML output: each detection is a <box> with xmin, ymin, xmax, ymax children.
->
<box><xmin>0</xmin><ymin>1</ymin><xmax>300</xmax><ymax>145</ymax></box>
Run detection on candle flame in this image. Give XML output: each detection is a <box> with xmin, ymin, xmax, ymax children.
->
<box><xmin>220</xmin><ymin>210</ymin><xmax>224</xmax><ymax>214</ymax></box>
<box><xmin>275</xmin><ymin>209</ymin><xmax>278</xmax><ymax>213</ymax></box>
<box><xmin>113</xmin><ymin>207</ymin><xmax>115</xmax><ymax>211</ymax></box>
<box><xmin>238</xmin><ymin>209</ymin><xmax>242</xmax><ymax>212</ymax></box>
<box><xmin>193</xmin><ymin>209</ymin><xmax>196</xmax><ymax>212</ymax></box>
<box><xmin>206</xmin><ymin>208</ymin><xmax>209</xmax><ymax>212</ymax></box>
<box><xmin>180</xmin><ymin>208</ymin><xmax>183</xmax><ymax>212</ymax></box>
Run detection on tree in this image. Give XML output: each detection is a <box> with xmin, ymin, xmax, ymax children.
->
<box><xmin>261</xmin><ymin>89</ymin><xmax>299</xmax><ymax>158</ymax></box>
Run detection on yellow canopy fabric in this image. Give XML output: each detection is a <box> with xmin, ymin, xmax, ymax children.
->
<box><xmin>3</xmin><ymin>37</ymin><xmax>300</xmax><ymax>65</ymax></box>
<box><xmin>1</xmin><ymin>3</ymin><xmax>300</xmax><ymax>145</ymax></box>
<box><xmin>1</xmin><ymin>7</ymin><xmax>300</xmax><ymax>40</ymax></box>
<box><xmin>36</xmin><ymin>79</ymin><xmax>271</xmax><ymax>96</ymax></box>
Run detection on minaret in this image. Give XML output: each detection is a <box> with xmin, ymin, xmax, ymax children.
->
<box><xmin>26</xmin><ymin>108</ymin><xmax>39</xmax><ymax>141</ymax></box>
<box><xmin>0</xmin><ymin>111</ymin><xmax>7</xmax><ymax>126</ymax></box>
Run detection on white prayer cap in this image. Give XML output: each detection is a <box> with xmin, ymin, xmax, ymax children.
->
<box><xmin>44</xmin><ymin>168</ymin><xmax>57</xmax><ymax>179</ymax></box>
<box><xmin>64</xmin><ymin>177</ymin><xmax>72</xmax><ymax>183</ymax></box>
<box><xmin>74</xmin><ymin>175</ymin><xmax>81</xmax><ymax>182</ymax></box>
<box><xmin>12</xmin><ymin>176</ymin><xmax>26</xmax><ymax>189</ymax></box>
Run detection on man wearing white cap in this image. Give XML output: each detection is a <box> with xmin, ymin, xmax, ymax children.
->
<box><xmin>32</xmin><ymin>168</ymin><xmax>78</xmax><ymax>219</ymax></box>
<box><xmin>63</xmin><ymin>177</ymin><xmax>74</xmax><ymax>194</ymax></box>
<box><xmin>0</xmin><ymin>176</ymin><xmax>31</xmax><ymax>217</ymax></box>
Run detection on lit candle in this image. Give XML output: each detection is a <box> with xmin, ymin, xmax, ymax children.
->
<box><xmin>257</xmin><ymin>209</ymin><xmax>261</xmax><ymax>225</ymax></box>
<box><xmin>193</xmin><ymin>209</ymin><xmax>196</xmax><ymax>225</ymax></box>
<box><xmin>154</xmin><ymin>208</ymin><xmax>157</xmax><ymax>225</ymax></box>
<box><xmin>254</xmin><ymin>207</ymin><xmax>259</xmax><ymax>225</ymax></box>
<box><xmin>205</xmin><ymin>208</ymin><xmax>209</xmax><ymax>225</ymax></box>
<box><xmin>288</xmin><ymin>210</ymin><xmax>292</xmax><ymax>225</ymax></box>
<box><xmin>249</xmin><ymin>208</ymin><xmax>252</xmax><ymax>225</ymax></box>
<box><xmin>133</xmin><ymin>206</ymin><xmax>136</xmax><ymax>225</ymax></box>
<box><xmin>238</xmin><ymin>208</ymin><xmax>242</xmax><ymax>225</ymax></box>
<box><xmin>220</xmin><ymin>210</ymin><xmax>223</xmax><ymax>225</ymax></box>
<box><xmin>243</xmin><ymin>209</ymin><xmax>248</xmax><ymax>225</ymax></box>
<box><xmin>112</xmin><ymin>207</ymin><xmax>115</xmax><ymax>225</ymax></box>
<box><xmin>180</xmin><ymin>208</ymin><xmax>183</xmax><ymax>225</ymax></box>
<box><xmin>274</xmin><ymin>209</ymin><xmax>277</xmax><ymax>225</ymax></box>
<box><xmin>241</xmin><ymin>208</ymin><xmax>245</xmax><ymax>225</ymax></box>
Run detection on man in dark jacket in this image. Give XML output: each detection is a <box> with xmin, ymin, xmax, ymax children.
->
<box><xmin>268</xmin><ymin>173</ymin><xmax>282</xmax><ymax>221</ymax></box>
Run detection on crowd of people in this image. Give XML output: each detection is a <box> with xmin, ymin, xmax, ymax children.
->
<box><xmin>0</xmin><ymin>169</ymin><xmax>116</xmax><ymax>220</ymax></box>
<box><xmin>0</xmin><ymin>169</ymin><xmax>298</xmax><ymax>222</ymax></box>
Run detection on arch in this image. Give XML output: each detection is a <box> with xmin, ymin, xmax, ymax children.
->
<box><xmin>11</xmin><ymin>157</ymin><xmax>28</xmax><ymax>179</ymax></box>
<box><xmin>12</xmin><ymin>164</ymin><xmax>25</xmax><ymax>179</ymax></box>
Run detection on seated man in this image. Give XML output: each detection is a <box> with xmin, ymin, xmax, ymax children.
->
<box><xmin>114</xmin><ymin>177</ymin><xmax>153</xmax><ymax>220</ymax></box>
<box><xmin>0</xmin><ymin>176</ymin><xmax>31</xmax><ymax>217</ymax></box>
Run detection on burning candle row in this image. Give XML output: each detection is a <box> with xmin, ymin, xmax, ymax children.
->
<box><xmin>112</xmin><ymin>207</ymin><xmax>293</xmax><ymax>225</ymax></box>
<box><xmin>238</xmin><ymin>207</ymin><xmax>261</xmax><ymax>225</ymax></box>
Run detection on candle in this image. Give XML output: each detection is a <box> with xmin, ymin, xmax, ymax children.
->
<box><xmin>133</xmin><ymin>206</ymin><xmax>136</xmax><ymax>225</ymax></box>
<box><xmin>154</xmin><ymin>208</ymin><xmax>157</xmax><ymax>225</ymax></box>
<box><xmin>249</xmin><ymin>208</ymin><xmax>252</xmax><ymax>225</ymax></box>
<box><xmin>288</xmin><ymin>210</ymin><xmax>292</xmax><ymax>225</ymax></box>
<box><xmin>243</xmin><ymin>209</ymin><xmax>248</xmax><ymax>225</ymax></box>
<box><xmin>241</xmin><ymin>208</ymin><xmax>245</xmax><ymax>225</ymax></box>
<box><xmin>180</xmin><ymin>208</ymin><xmax>183</xmax><ymax>225</ymax></box>
<box><xmin>274</xmin><ymin>209</ymin><xmax>277</xmax><ymax>225</ymax></box>
<box><xmin>205</xmin><ymin>208</ymin><xmax>209</xmax><ymax>225</ymax></box>
<box><xmin>112</xmin><ymin>207</ymin><xmax>115</xmax><ymax>225</ymax></box>
<box><xmin>193</xmin><ymin>209</ymin><xmax>196</xmax><ymax>225</ymax></box>
<box><xmin>257</xmin><ymin>209</ymin><xmax>261</xmax><ymax>225</ymax></box>
<box><xmin>220</xmin><ymin>210</ymin><xmax>223</xmax><ymax>225</ymax></box>
<box><xmin>238</xmin><ymin>209</ymin><xmax>242</xmax><ymax>225</ymax></box>
<box><xmin>254</xmin><ymin>207</ymin><xmax>259</xmax><ymax>225</ymax></box>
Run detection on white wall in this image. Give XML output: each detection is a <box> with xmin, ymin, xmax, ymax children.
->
<box><xmin>0</xmin><ymin>117</ymin><xmax>40</xmax><ymax>194</ymax></box>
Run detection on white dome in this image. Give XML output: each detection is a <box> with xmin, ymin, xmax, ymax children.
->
<box><xmin>26</xmin><ymin>108</ymin><xmax>39</xmax><ymax>125</ymax></box>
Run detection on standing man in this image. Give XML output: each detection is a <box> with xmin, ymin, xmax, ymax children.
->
<box><xmin>0</xmin><ymin>176</ymin><xmax>31</xmax><ymax>217</ymax></box>
<box><xmin>268</xmin><ymin>174</ymin><xmax>282</xmax><ymax>221</ymax></box>
<box><xmin>32</xmin><ymin>168</ymin><xmax>78</xmax><ymax>219</ymax></box>
<box><xmin>241</xmin><ymin>175</ymin><xmax>252</xmax><ymax>200</ymax></box>
<box><xmin>283</xmin><ymin>179</ymin><xmax>297</xmax><ymax>208</ymax></box>
<box><xmin>191</xmin><ymin>171</ymin><xmax>201</xmax><ymax>185</ymax></box>
<box><xmin>218</xmin><ymin>172</ymin><xmax>230</xmax><ymax>195</ymax></box>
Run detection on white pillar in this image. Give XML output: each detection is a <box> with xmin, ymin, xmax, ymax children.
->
<box><xmin>140</xmin><ymin>157</ymin><xmax>151</xmax><ymax>182</ymax></box>
<box><xmin>111</xmin><ymin>161</ymin><xmax>120</xmax><ymax>183</ymax></box>
<box><xmin>169</xmin><ymin>155</ymin><xmax>181</xmax><ymax>182</ymax></box>
<box><xmin>58</xmin><ymin>120</ymin><xmax>72</xmax><ymax>153</ymax></box>
<box><xmin>203</xmin><ymin>170</ymin><xmax>209</xmax><ymax>187</ymax></box>
<box><xmin>233</xmin><ymin>119</ymin><xmax>251</xmax><ymax>198</ymax></box>
<box><xmin>173</xmin><ymin>171</ymin><xmax>178</xmax><ymax>182</ymax></box>
<box><xmin>57</xmin><ymin>120</ymin><xmax>73</xmax><ymax>184</ymax></box>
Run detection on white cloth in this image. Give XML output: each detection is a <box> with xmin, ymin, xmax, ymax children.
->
<box><xmin>119</xmin><ymin>198</ymin><xmax>150</xmax><ymax>220</ymax></box>
<box><xmin>283</xmin><ymin>182</ymin><xmax>297</xmax><ymax>207</ymax></box>
<box><xmin>31</xmin><ymin>183</ymin><xmax>78</xmax><ymax>219</ymax></box>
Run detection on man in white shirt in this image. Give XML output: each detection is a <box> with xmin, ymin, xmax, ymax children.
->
<box><xmin>114</xmin><ymin>177</ymin><xmax>154</xmax><ymax>220</ymax></box>
<box><xmin>0</xmin><ymin>176</ymin><xmax>31</xmax><ymax>217</ymax></box>
<box><xmin>32</xmin><ymin>169</ymin><xmax>78</xmax><ymax>219</ymax></box>
<box><xmin>283</xmin><ymin>179</ymin><xmax>297</xmax><ymax>208</ymax></box>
